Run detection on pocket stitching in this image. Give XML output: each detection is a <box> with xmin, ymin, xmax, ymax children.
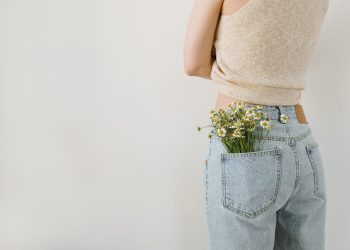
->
<box><xmin>221</xmin><ymin>149</ymin><xmax>282</xmax><ymax>219</ymax></box>
<box><xmin>221</xmin><ymin>148</ymin><xmax>282</xmax><ymax>158</ymax></box>
<box><xmin>306</xmin><ymin>144</ymin><xmax>326</xmax><ymax>200</ymax></box>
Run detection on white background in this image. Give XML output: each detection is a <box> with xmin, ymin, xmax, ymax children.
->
<box><xmin>0</xmin><ymin>0</ymin><xmax>349</xmax><ymax>249</ymax></box>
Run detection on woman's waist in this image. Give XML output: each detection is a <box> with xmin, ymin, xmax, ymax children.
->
<box><xmin>214</xmin><ymin>92</ymin><xmax>308</xmax><ymax>124</ymax></box>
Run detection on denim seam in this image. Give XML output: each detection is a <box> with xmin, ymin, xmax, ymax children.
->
<box><xmin>279</xmin><ymin>145</ymin><xmax>300</xmax><ymax>210</ymax></box>
<box><xmin>205</xmin><ymin>159</ymin><xmax>209</xmax><ymax>208</ymax></box>
<box><xmin>205</xmin><ymin>140</ymin><xmax>212</xmax><ymax>209</ymax></box>
<box><xmin>294</xmin><ymin>128</ymin><xmax>312</xmax><ymax>141</ymax></box>
<box><xmin>221</xmin><ymin>150</ymin><xmax>282</xmax><ymax>219</ymax></box>
<box><xmin>306</xmin><ymin>144</ymin><xmax>326</xmax><ymax>200</ymax></box>
<box><xmin>278</xmin><ymin>123</ymin><xmax>301</xmax><ymax>210</ymax></box>
<box><xmin>260</xmin><ymin>128</ymin><xmax>312</xmax><ymax>142</ymax></box>
<box><xmin>209</xmin><ymin>127</ymin><xmax>312</xmax><ymax>143</ymax></box>
<box><xmin>306</xmin><ymin>143</ymin><xmax>319</xmax><ymax>151</ymax></box>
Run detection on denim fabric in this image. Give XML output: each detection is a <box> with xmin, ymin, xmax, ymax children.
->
<box><xmin>202</xmin><ymin>105</ymin><xmax>327</xmax><ymax>250</ymax></box>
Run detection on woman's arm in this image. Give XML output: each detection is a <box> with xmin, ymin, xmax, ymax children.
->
<box><xmin>183</xmin><ymin>0</ymin><xmax>223</xmax><ymax>79</ymax></box>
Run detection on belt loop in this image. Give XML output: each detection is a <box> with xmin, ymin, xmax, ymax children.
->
<box><xmin>276</xmin><ymin>105</ymin><xmax>282</xmax><ymax>116</ymax></box>
<box><xmin>277</xmin><ymin>105</ymin><xmax>286</xmax><ymax>115</ymax></box>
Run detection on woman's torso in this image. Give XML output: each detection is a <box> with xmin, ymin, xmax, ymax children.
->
<box><xmin>212</xmin><ymin>0</ymin><xmax>329</xmax><ymax>109</ymax></box>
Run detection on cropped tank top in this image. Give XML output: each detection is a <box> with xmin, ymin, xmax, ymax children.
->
<box><xmin>210</xmin><ymin>0</ymin><xmax>329</xmax><ymax>105</ymax></box>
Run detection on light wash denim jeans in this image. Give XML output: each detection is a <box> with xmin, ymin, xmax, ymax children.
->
<box><xmin>203</xmin><ymin>105</ymin><xmax>327</xmax><ymax>250</ymax></box>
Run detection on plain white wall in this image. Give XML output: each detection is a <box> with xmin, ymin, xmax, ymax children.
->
<box><xmin>0</xmin><ymin>0</ymin><xmax>348</xmax><ymax>249</ymax></box>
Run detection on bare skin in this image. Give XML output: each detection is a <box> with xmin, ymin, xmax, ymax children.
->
<box><xmin>183</xmin><ymin>0</ymin><xmax>300</xmax><ymax>111</ymax></box>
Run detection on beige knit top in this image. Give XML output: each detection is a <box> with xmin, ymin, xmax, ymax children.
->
<box><xmin>211</xmin><ymin>0</ymin><xmax>329</xmax><ymax>105</ymax></box>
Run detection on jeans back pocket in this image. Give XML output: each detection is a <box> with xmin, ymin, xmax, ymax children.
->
<box><xmin>306</xmin><ymin>143</ymin><xmax>326</xmax><ymax>200</ymax></box>
<box><xmin>221</xmin><ymin>148</ymin><xmax>282</xmax><ymax>219</ymax></box>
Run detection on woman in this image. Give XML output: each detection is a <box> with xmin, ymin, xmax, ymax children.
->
<box><xmin>183</xmin><ymin>0</ymin><xmax>329</xmax><ymax>249</ymax></box>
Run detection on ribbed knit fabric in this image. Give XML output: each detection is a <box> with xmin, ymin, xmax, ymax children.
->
<box><xmin>211</xmin><ymin>0</ymin><xmax>329</xmax><ymax>105</ymax></box>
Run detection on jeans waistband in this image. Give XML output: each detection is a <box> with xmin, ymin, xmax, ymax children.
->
<box><xmin>246</xmin><ymin>104</ymin><xmax>298</xmax><ymax>121</ymax></box>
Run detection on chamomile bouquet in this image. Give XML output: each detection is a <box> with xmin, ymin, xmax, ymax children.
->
<box><xmin>198</xmin><ymin>101</ymin><xmax>273</xmax><ymax>153</ymax></box>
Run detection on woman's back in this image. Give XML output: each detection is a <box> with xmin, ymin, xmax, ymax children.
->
<box><xmin>211</xmin><ymin>0</ymin><xmax>329</xmax><ymax>105</ymax></box>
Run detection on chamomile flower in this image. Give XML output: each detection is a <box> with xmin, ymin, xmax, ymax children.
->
<box><xmin>217</xmin><ymin>128</ymin><xmax>226</xmax><ymax>137</ymax></box>
<box><xmin>245</xmin><ymin>108</ymin><xmax>255</xmax><ymax>117</ymax></box>
<box><xmin>260</xmin><ymin>120</ymin><xmax>271</xmax><ymax>129</ymax></box>
<box><xmin>242</xmin><ymin>115</ymin><xmax>251</xmax><ymax>121</ymax></box>
<box><xmin>237</xmin><ymin>120</ymin><xmax>244</xmax><ymax>126</ymax></box>
<box><xmin>232</xmin><ymin>108</ymin><xmax>239</xmax><ymax>114</ymax></box>
<box><xmin>209</xmin><ymin>109</ymin><xmax>216</xmax><ymax>118</ymax></box>
<box><xmin>280</xmin><ymin>114</ymin><xmax>289</xmax><ymax>124</ymax></box>
<box><xmin>218</xmin><ymin>108</ymin><xmax>225</xmax><ymax>115</ymax></box>
<box><xmin>211</xmin><ymin>117</ymin><xmax>219</xmax><ymax>125</ymax></box>
<box><xmin>229</xmin><ymin>121</ymin><xmax>242</xmax><ymax>129</ymax></box>
<box><xmin>254</xmin><ymin>112</ymin><xmax>262</xmax><ymax>120</ymax></box>
<box><xmin>235</xmin><ymin>101</ymin><xmax>245</xmax><ymax>110</ymax></box>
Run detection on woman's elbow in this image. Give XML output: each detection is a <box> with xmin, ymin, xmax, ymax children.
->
<box><xmin>183</xmin><ymin>57</ymin><xmax>206</xmax><ymax>76</ymax></box>
<box><xmin>184</xmin><ymin>63</ymin><xmax>201</xmax><ymax>76</ymax></box>
<box><xmin>184</xmin><ymin>58</ymin><xmax>214</xmax><ymax>78</ymax></box>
